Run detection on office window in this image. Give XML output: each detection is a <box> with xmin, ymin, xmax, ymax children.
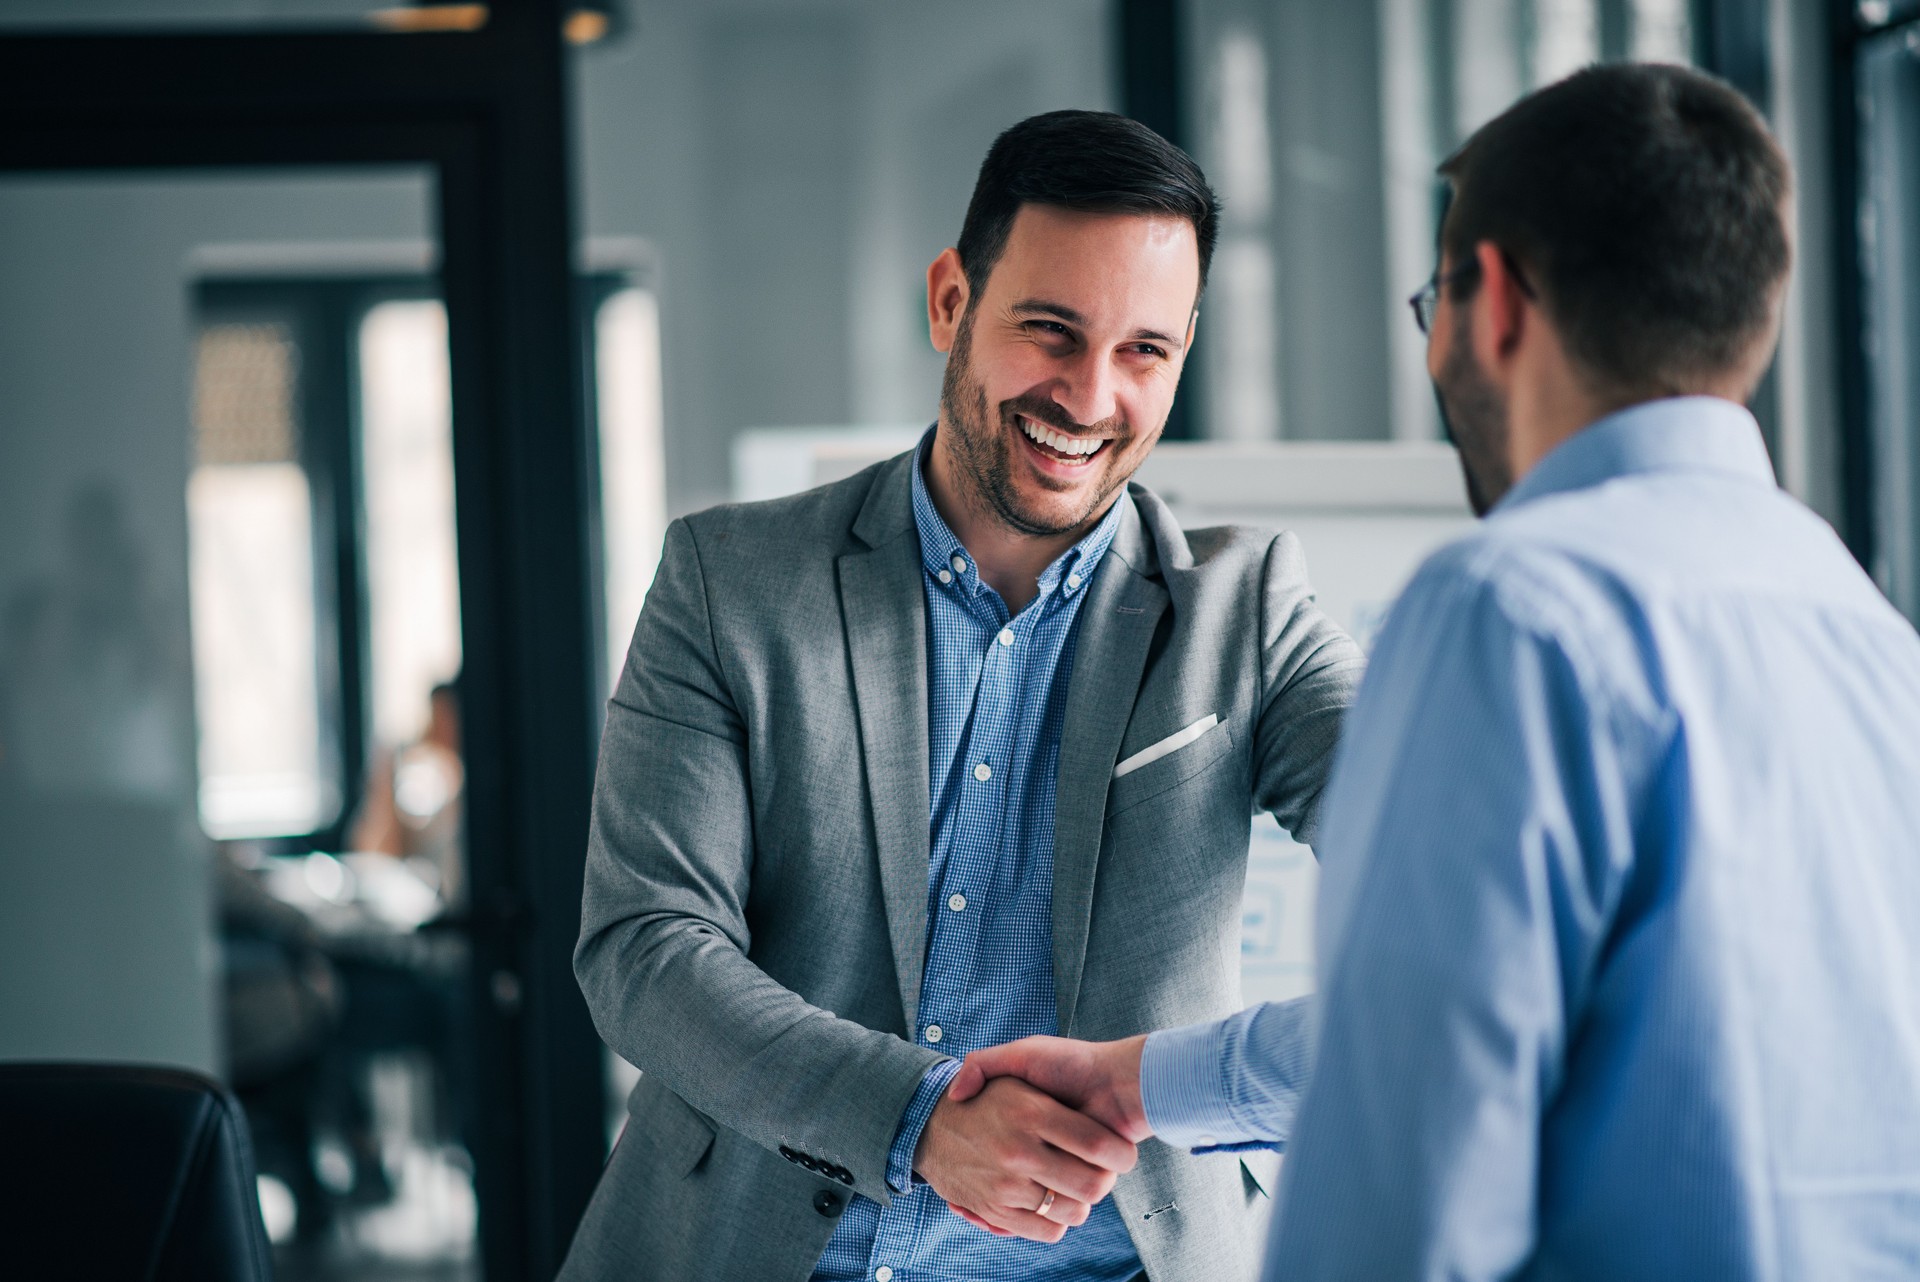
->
<box><xmin>1188</xmin><ymin>0</ymin><xmax>1695</xmax><ymax>442</ymax></box>
<box><xmin>358</xmin><ymin>300</ymin><xmax>464</xmax><ymax>750</ymax></box>
<box><xmin>188</xmin><ymin>320</ymin><xmax>337</xmax><ymax>839</ymax></box>
<box><xmin>594</xmin><ymin>284</ymin><xmax>669</xmax><ymax>688</ymax></box>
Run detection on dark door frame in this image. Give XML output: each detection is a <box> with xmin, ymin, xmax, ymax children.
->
<box><xmin>0</xmin><ymin>8</ymin><xmax>605</xmax><ymax>1278</ymax></box>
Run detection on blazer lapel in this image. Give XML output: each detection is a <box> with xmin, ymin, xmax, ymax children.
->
<box><xmin>838</xmin><ymin>456</ymin><xmax>933</xmax><ymax>1031</ymax></box>
<box><xmin>1053</xmin><ymin>498</ymin><xmax>1168</xmax><ymax>1036</ymax></box>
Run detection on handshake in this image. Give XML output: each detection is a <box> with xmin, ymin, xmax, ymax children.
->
<box><xmin>911</xmin><ymin>1034</ymin><xmax>1151</xmax><ymax>1244</ymax></box>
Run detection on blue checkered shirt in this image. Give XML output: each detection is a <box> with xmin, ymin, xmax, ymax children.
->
<box><xmin>811</xmin><ymin>437</ymin><xmax>1141</xmax><ymax>1281</ymax></box>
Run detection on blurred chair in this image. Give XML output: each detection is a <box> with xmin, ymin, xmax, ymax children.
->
<box><xmin>0</xmin><ymin>1062</ymin><xmax>274</xmax><ymax>1282</ymax></box>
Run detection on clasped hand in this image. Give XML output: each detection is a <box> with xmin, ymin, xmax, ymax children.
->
<box><xmin>912</xmin><ymin>1034</ymin><xmax>1151</xmax><ymax>1243</ymax></box>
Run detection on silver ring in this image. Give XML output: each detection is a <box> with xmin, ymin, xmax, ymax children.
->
<box><xmin>1036</xmin><ymin>1187</ymin><xmax>1057</xmax><ymax>1216</ymax></box>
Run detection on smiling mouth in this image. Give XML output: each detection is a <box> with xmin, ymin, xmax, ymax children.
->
<box><xmin>1016</xmin><ymin>414</ymin><xmax>1111</xmax><ymax>464</ymax></box>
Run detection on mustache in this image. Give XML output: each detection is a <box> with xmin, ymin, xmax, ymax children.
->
<box><xmin>1000</xmin><ymin>392</ymin><xmax>1125</xmax><ymax>440</ymax></box>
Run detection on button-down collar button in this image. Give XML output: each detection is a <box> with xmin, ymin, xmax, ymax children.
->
<box><xmin>950</xmin><ymin>554</ymin><xmax>967</xmax><ymax>573</ymax></box>
<box><xmin>996</xmin><ymin>628</ymin><xmax>1015</xmax><ymax>647</ymax></box>
<box><xmin>973</xmin><ymin>762</ymin><xmax>992</xmax><ymax>782</ymax></box>
<box><xmin>814</xmin><ymin>1189</ymin><xmax>845</xmax><ymax>1218</ymax></box>
<box><xmin>1197</xmin><ymin>1135</ymin><xmax>1218</xmax><ymax>1148</ymax></box>
<box><xmin>948</xmin><ymin>893</ymin><xmax>967</xmax><ymax>912</ymax></box>
<box><xmin>937</xmin><ymin>568</ymin><xmax>953</xmax><ymax>584</ymax></box>
<box><xmin>875</xmin><ymin>1268</ymin><xmax>894</xmax><ymax>1282</ymax></box>
<box><xmin>924</xmin><ymin>1024</ymin><xmax>943</xmax><ymax>1044</ymax></box>
<box><xmin>1067</xmin><ymin>573</ymin><xmax>1082</xmax><ymax>590</ymax></box>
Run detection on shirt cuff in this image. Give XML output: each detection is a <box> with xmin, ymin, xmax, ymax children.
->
<box><xmin>886</xmin><ymin>1057</ymin><xmax>963</xmax><ymax>1193</ymax></box>
<box><xmin>1141</xmin><ymin>1016</ymin><xmax>1248</xmax><ymax>1150</ymax></box>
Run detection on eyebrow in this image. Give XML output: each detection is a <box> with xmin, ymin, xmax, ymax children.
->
<box><xmin>1009</xmin><ymin>298</ymin><xmax>1186</xmax><ymax>351</ymax></box>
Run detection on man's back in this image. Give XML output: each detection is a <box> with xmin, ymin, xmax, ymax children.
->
<box><xmin>1277</xmin><ymin>398</ymin><xmax>1920</xmax><ymax>1280</ymax></box>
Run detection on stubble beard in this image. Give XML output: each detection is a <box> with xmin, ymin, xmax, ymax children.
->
<box><xmin>937</xmin><ymin>309</ymin><xmax>1138</xmax><ymax>539</ymax></box>
<box><xmin>1436</xmin><ymin>312</ymin><xmax>1513</xmax><ymax>518</ymax></box>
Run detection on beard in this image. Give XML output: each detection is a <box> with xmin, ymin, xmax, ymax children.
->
<box><xmin>937</xmin><ymin>309</ymin><xmax>1139</xmax><ymax>538</ymax></box>
<box><xmin>1434</xmin><ymin>312</ymin><xmax>1513</xmax><ymax>518</ymax></box>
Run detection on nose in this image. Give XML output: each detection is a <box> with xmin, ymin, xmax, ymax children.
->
<box><xmin>1050</xmin><ymin>347</ymin><xmax>1120</xmax><ymax>430</ymax></box>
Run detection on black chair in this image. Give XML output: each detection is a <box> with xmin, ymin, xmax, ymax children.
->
<box><xmin>0</xmin><ymin>1062</ymin><xmax>274</xmax><ymax>1282</ymax></box>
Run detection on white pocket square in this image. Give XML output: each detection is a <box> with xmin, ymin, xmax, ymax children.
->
<box><xmin>1113</xmin><ymin>714</ymin><xmax>1219</xmax><ymax>779</ymax></box>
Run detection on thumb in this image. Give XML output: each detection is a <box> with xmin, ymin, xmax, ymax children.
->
<box><xmin>947</xmin><ymin>1042</ymin><xmax>1031</xmax><ymax>1102</ymax></box>
<box><xmin>947</xmin><ymin>1059</ymin><xmax>986</xmax><ymax>1102</ymax></box>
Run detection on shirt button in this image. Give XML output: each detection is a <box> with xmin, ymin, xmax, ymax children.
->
<box><xmin>973</xmin><ymin>762</ymin><xmax>992</xmax><ymax>782</ymax></box>
<box><xmin>1197</xmin><ymin>1135</ymin><xmax>1218</xmax><ymax>1147</ymax></box>
<box><xmin>876</xmin><ymin>1269</ymin><xmax>894</xmax><ymax>1282</ymax></box>
<box><xmin>996</xmin><ymin>628</ymin><xmax>1015</xmax><ymax>647</ymax></box>
<box><xmin>1067</xmin><ymin>573</ymin><xmax>1082</xmax><ymax>590</ymax></box>
<box><xmin>951</xmin><ymin>554</ymin><xmax>966</xmax><ymax>573</ymax></box>
<box><xmin>948</xmin><ymin>893</ymin><xmax>967</xmax><ymax>912</ymax></box>
<box><xmin>937</xmin><ymin>569</ymin><xmax>953</xmax><ymax>585</ymax></box>
<box><xmin>925</xmin><ymin>1025</ymin><xmax>943</xmax><ymax>1044</ymax></box>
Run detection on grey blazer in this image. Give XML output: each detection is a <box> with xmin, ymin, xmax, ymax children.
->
<box><xmin>561</xmin><ymin>448</ymin><xmax>1364</xmax><ymax>1282</ymax></box>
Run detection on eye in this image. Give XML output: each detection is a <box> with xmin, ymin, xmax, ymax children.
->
<box><xmin>1025</xmin><ymin>320</ymin><xmax>1072</xmax><ymax>339</ymax></box>
<box><xmin>1127</xmin><ymin>343</ymin><xmax>1168</xmax><ymax>360</ymax></box>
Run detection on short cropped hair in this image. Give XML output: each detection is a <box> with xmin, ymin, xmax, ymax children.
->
<box><xmin>1440</xmin><ymin>63</ymin><xmax>1792</xmax><ymax>397</ymax></box>
<box><xmin>956</xmin><ymin>110</ymin><xmax>1220</xmax><ymax>300</ymax></box>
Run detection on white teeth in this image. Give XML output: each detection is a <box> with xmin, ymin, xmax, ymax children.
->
<box><xmin>1020</xmin><ymin>416</ymin><xmax>1104</xmax><ymax>458</ymax></box>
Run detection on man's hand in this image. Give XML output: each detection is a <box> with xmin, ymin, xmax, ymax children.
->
<box><xmin>948</xmin><ymin>1034</ymin><xmax>1152</xmax><ymax>1144</ymax></box>
<box><xmin>913</xmin><ymin>1075</ymin><xmax>1137</xmax><ymax>1243</ymax></box>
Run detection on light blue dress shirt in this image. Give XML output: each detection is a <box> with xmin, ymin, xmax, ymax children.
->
<box><xmin>813</xmin><ymin>436</ymin><xmax>1141</xmax><ymax>1281</ymax></box>
<box><xmin>1141</xmin><ymin>398</ymin><xmax>1920</xmax><ymax>1279</ymax></box>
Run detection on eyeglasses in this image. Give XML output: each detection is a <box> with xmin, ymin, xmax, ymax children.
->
<box><xmin>1408</xmin><ymin>252</ymin><xmax>1535</xmax><ymax>336</ymax></box>
<box><xmin>1408</xmin><ymin>261</ymin><xmax>1481</xmax><ymax>336</ymax></box>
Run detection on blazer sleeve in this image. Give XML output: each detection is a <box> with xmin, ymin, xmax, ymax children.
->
<box><xmin>1252</xmin><ymin>530</ymin><xmax>1368</xmax><ymax>848</ymax></box>
<box><xmin>574</xmin><ymin>517</ymin><xmax>945</xmax><ymax>1204</ymax></box>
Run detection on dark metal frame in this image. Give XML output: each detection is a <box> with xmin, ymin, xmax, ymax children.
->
<box><xmin>1116</xmin><ymin>0</ymin><xmax>1202</xmax><ymax>441</ymax></box>
<box><xmin>1828</xmin><ymin>0</ymin><xmax>1920</xmax><ymax>570</ymax></box>
<box><xmin>0</xmin><ymin>8</ymin><xmax>605</xmax><ymax>1277</ymax></box>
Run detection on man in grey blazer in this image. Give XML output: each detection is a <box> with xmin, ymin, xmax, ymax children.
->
<box><xmin>562</xmin><ymin>111</ymin><xmax>1363</xmax><ymax>1282</ymax></box>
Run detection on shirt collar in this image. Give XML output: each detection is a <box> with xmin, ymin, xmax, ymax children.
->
<box><xmin>910</xmin><ymin>427</ymin><xmax>1125</xmax><ymax>604</ymax></box>
<box><xmin>1496</xmin><ymin>396</ymin><xmax>1777</xmax><ymax>514</ymax></box>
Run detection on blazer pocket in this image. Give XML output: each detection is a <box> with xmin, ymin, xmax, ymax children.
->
<box><xmin>1106</xmin><ymin>717</ymin><xmax>1234</xmax><ymax>819</ymax></box>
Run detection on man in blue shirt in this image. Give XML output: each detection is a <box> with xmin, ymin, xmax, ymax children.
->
<box><xmin>951</xmin><ymin>64</ymin><xmax>1920</xmax><ymax>1278</ymax></box>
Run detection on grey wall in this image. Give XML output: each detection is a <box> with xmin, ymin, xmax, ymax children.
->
<box><xmin>577</xmin><ymin>0</ymin><xmax>1114</xmax><ymax>513</ymax></box>
<box><xmin>0</xmin><ymin>169</ymin><xmax>431</xmax><ymax>1071</ymax></box>
<box><xmin>0</xmin><ymin>0</ymin><xmax>1113</xmax><ymax>1069</ymax></box>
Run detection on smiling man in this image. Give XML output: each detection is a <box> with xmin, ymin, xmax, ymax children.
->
<box><xmin>559</xmin><ymin>111</ymin><xmax>1364</xmax><ymax>1282</ymax></box>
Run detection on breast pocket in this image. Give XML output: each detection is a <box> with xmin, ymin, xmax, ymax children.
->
<box><xmin>1105</xmin><ymin>717</ymin><xmax>1236</xmax><ymax>819</ymax></box>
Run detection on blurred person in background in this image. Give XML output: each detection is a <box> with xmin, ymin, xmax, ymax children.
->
<box><xmin>350</xmin><ymin>677</ymin><xmax>464</xmax><ymax>910</ymax></box>
<box><xmin>563</xmin><ymin>111</ymin><xmax>1365</xmax><ymax>1282</ymax></box>
<box><xmin>951</xmin><ymin>63</ymin><xmax>1920</xmax><ymax>1281</ymax></box>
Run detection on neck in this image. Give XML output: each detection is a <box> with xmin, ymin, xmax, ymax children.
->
<box><xmin>1505</xmin><ymin>358</ymin><xmax>1627</xmax><ymax>488</ymax></box>
<box><xmin>924</xmin><ymin>421</ymin><xmax>1097</xmax><ymax>614</ymax></box>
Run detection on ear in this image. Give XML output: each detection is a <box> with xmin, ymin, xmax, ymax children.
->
<box><xmin>927</xmin><ymin>247</ymin><xmax>970</xmax><ymax>355</ymax></box>
<box><xmin>1183</xmin><ymin>309</ymin><xmax>1199</xmax><ymax>364</ymax></box>
<box><xmin>1470</xmin><ymin>239</ymin><xmax>1530</xmax><ymax>374</ymax></box>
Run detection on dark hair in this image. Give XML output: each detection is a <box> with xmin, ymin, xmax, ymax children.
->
<box><xmin>956</xmin><ymin>110</ymin><xmax>1220</xmax><ymax>301</ymax></box>
<box><xmin>1440</xmin><ymin>63</ymin><xmax>1791</xmax><ymax>397</ymax></box>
